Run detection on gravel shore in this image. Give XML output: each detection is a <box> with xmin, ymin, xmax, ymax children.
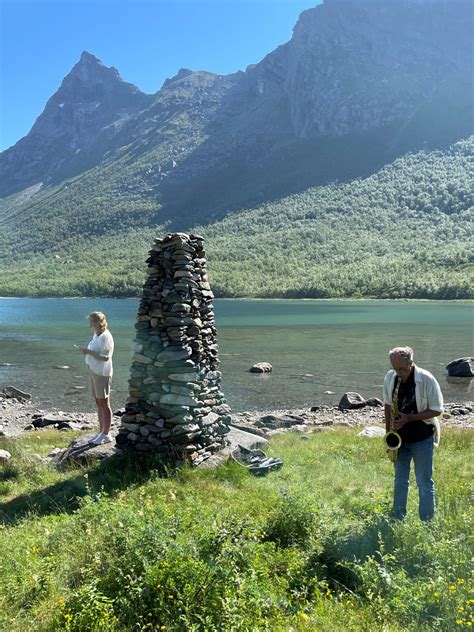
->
<box><xmin>1</xmin><ymin>392</ymin><xmax>472</xmax><ymax>440</ymax></box>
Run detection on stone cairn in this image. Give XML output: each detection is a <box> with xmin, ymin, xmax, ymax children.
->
<box><xmin>116</xmin><ymin>233</ymin><xmax>231</xmax><ymax>464</ymax></box>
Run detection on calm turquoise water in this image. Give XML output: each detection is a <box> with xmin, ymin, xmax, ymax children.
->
<box><xmin>0</xmin><ymin>298</ymin><xmax>472</xmax><ymax>412</ymax></box>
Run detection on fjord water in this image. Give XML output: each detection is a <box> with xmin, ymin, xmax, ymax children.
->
<box><xmin>0</xmin><ymin>298</ymin><xmax>472</xmax><ymax>413</ymax></box>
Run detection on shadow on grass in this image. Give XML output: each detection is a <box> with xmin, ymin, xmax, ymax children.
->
<box><xmin>0</xmin><ymin>451</ymin><xmax>176</xmax><ymax>526</ymax></box>
<box><xmin>0</xmin><ymin>464</ymin><xmax>20</xmax><ymax>483</ymax></box>
<box><xmin>305</xmin><ymin>516</ymin><xmax>396</xmax><ymax>592</ymax></box>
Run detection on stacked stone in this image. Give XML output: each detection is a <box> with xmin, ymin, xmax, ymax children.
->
<box><xmin>116</xmin><ymin>233</ymin><xmax>231</xmax><ymax>464</ymax></box>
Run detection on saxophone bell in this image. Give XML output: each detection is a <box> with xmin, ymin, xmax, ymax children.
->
<box><xmin>384</xmin><ymin>430</ymin><xmax>402</xmax><ymax>462</ymax></box>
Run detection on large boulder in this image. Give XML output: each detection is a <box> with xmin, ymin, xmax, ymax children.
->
<box><xmin>250</xmin><ymin>362</ymin><xmax>273</xmax><ymax>373</ymax></box>
<box><xmin>365</xmin><ymin>397</ymin><xmax>384</xmax><ymax>408</ymax></box>
<box><xmin>0</xmin><ymin>449</ymin><xmax>12</xmax><ymax>465</ymax></box>
<box><xmin>338</xmin><ymin>392</ymin><xmax>366</xmax><ymax>410</ymax></box>
<box><xmin>55</xmin><ymin>435</ymin><xmax>118</xmax><ymax>467</ymax></box>
<box><xmin>446</xmin><ymin>358</ymin><xmax>474</xmax><ymax>378</ymax></box>
<box><xmin>1</xmin><ymin>385</ymin><xmax>31</xmax><ymax>401</ymax></box>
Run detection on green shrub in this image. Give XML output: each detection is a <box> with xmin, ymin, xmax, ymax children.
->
<box><xmin>263</xmin><ymin>495</ymin><xmax>320</xmax><ymax>548</ymax></box>
<box><xmin>54</xmin><ymin>579</ymin><xmax>118</xmax><ymax>631</ymax></box>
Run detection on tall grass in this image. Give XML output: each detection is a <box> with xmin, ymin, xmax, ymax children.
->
<box><xmin>0</xmin><ymin>428</ymin><xmax>472</xmax><ymax>631</ymax></box>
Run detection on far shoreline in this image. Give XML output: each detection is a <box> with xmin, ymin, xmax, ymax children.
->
<box><xmin>0</xmin><ymin>296</ymin><xmax>473</xmax><ymax>303</ymax></box>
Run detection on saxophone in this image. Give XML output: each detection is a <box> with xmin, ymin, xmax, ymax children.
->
<box><xmin>384</xmin><ymin>377</ymin><xmax>402</xmax><ymax>462</ymax></box>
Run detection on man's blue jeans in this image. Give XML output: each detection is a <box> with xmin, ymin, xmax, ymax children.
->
<box><xmin>392</xmin><ymin>435</ymin><xmax>435</xmax><ymax>521</ymax></box>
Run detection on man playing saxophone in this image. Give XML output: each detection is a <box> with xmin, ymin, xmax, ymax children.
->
<box><xmin>383</xmin><ymin>346</ymin><xmax>443</xmax><ymax>521</ymax></box>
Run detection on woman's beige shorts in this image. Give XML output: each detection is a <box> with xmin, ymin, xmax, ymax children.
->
<box><xmin>89</xmin><ymin>370</ymin><xmax>112</xmax><ymax>399</ymax></box>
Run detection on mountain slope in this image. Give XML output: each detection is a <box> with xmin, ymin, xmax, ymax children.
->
<box><xmin>0</xmin><ymin>139</ymin><xmax>472</xmax><ymax>298</ymax></box>
<box><xmin>203</xmin><ymin>138</ymin><xmax>474</xmax><ymax>299</ymax></box>
<box><xmin>0</xmin><ymin>0</ymin><xmax>472</xmax><ymax>298</ymax></box>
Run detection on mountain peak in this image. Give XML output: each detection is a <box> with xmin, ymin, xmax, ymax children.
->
<box><xmin>0</xmin><ymin>52</ymin><xmax>153</xmax><ymax>196</ymax></box>
<box><xmin>79</xmin><ymin>50</ymin><xmax>102</xmax><ymax>64</ymax></box>
<box><xmin>68</xmin><ymin>51</ymin><xmax>120</xmax><ymax>83</ymax></box>
<box><xmin>161</xmin><ymin>68</ymin><xmax>195</xmax><ymax>89</ymax></box>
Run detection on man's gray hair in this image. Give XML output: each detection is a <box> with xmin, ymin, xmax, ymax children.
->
<box><xmin>389</xmin><ymin>346</ymin><xmax>414</xmax><ymax>364</ymax></box>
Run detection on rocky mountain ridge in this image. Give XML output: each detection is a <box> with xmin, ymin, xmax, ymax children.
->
<box><xmin>1</xmin><ymin>0</ymin><xmax>472</xmax><ymax>207</ymax></box>
<box><xmin>0</xmin><ymin>52</ymin><xmax>153</xmax><ymax>196</ymax></box>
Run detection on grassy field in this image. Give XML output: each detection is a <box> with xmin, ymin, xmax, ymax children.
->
<box><xmin>0</xmin><ymin>428</ymin><xmax>472</xmax><ymax>631</ymax></box>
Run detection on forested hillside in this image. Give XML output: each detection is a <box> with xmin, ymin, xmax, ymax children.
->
<box><xmin>1</xmin><ymin>0</ymin><xmax>472</xmax><ymax>300</ymax></box>
<box><xmin>0</xmin><ymin>138</ymin><xmax>472</xmax><ymax>299</ymax></box>
<box><xmin>205</xmin><ymin>139</ymin><xmax>473</xmax><ymax>299</ymax></box>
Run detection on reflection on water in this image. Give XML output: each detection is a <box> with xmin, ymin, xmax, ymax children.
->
<box><xmin>0</xmin><ymin>298</ymin><xmax>472</xmax><ymax>412</ymax></box>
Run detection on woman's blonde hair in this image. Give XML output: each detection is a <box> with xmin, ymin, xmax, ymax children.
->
<box><xmin>88</xmin><ymin>311</ymin><xmax>108</xmax><ymax>333</ymax></box>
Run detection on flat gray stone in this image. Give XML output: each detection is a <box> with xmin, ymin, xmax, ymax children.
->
<box><xmin>133</xmin><ymin>353</ymin><xmax>153</xmax><ymax>364</ymax></box>
<box><xmin>197</xmin><ymin>427</ymin><xmax>268</xmax><ymax>469</ymax></box>
<box><xmin>168</xmin><ymin>372</ymin><xmax>199</xmax><ymax>382</ymax></box>
<box><xmin>121</xmin><ymin>422</ymin><xmax>140</xmax><ymax>432</ymax></box>
<box><xmin>160</xmin><ymin>394</ymin><xmax>200</xmax><ymax>407</ymax></box>
<box><xmin>201</xmin><ymin>411</ymin><xmax>220</xmax><ymax>426</ymax></box>
<box><xmin>257</xmin><ymin>414</ymin><xmax>306</xmax><ymax>429</ymax></box>
<box><xmin>156</xmin><ymin>349</ymin><xmax>191</xmax><ymax>363</ymax></box>
<box><xmin>2</xmin><ymin>386</ymin><xmax>31</xmax><ymax>401</ymax></box>
<box><xmin>33</xmin><ymin>414</ymin><xmax>72</xmax><ymax>428</ymax></box>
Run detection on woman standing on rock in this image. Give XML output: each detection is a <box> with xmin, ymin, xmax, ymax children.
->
<box><xmin>78</xmin><ymin>311</ymin><xmax>114</xmax><ymax>445</ymax></box>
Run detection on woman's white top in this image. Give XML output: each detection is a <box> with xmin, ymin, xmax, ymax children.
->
<box><xmin>86</xmin><ymin>330</ymin><xmax>114</xmax><ymax>377</ymax></box>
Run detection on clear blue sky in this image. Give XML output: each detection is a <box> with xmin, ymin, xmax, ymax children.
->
<box><xmin>0</xmin><ymin>0</ymin><xmax>320</xmax><ymax>151</ymax></box>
